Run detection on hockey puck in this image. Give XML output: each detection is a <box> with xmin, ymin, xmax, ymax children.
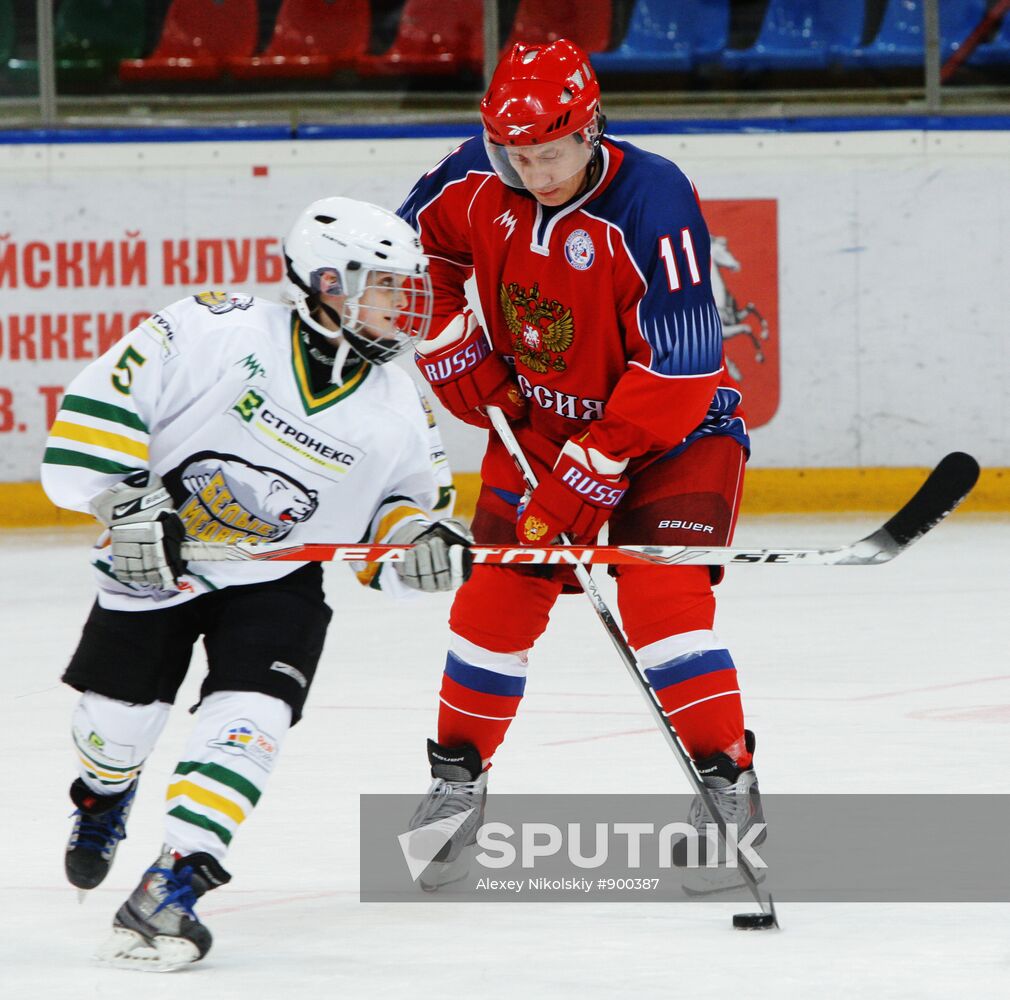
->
<box><xmin>732</xmin><ymin>912</ymin><xmax>777</xmax><ymax>930</ymax></box>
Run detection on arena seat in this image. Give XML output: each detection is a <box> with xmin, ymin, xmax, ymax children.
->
<box><xmin>227</xmin><ymin>0</ymin><xmax>369</xmax><ymax>80</ymax></box>
<box><xmin>356</xmin><ymin>0</ymin><xmax>483</xmax><ymax>77</ymax></box>
<box><xmin>838</xmin><ymin>0</ymin><xmax>988</xmax><ymax>69</ymax></box>
<box><xmin>721</xmin><ymin>0</ymin><xmax>864</xmax><ymax>72</ymax></box>
<box><xmin>1</xmin><ymin>0</ymin><xmax>36</xmax><ymax>93</ymax></box>
<box><xmin>966</xmin><ymin>6</ymin><xmax>1010</xmax><ymax>68</ymax></box>
<box><xmin>120</xmin><ymin>0</ymin><xmax>259</xmax><ymax>82</ymax></box>
<box><xmin>56</xmin><ymin>0</ymin><xmax>146</xmax><ymax>81</ymax></box>
<box><xmin>5</xmin><ymin>0</ymin><xmax>146</xmax><ymax>88</ymax></box>
<box><xmin>0</xmin><ymin>0</ymin><xmax>23</xmax><ymax>93</ymax></box>
<box><xmin>504</xmin><ymin>0</ymin><xmax>612</xmax><ymax>53</ymax></box>
<box><xmin>590</xmin><ymin>0</ymin><xmax>728</xmax><ymax>74</ymax></box>
<box><xmin>0</xmin><ymin>0</ymin><xmax>13</xmax><ymax>66</ymax></box>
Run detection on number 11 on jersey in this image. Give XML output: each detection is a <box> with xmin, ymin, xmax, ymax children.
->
<box><xmin>659</xmin><ymin>229</ymin><xmax>701</xmax><ymax>292</ymax></box>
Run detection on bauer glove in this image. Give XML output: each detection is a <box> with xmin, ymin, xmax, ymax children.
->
<box><xmin>390</xmin><ymin>518</ymin><xmax>474</xmax><ymax>593</ymax></box>
<box><xmin>92</xmin><ymin>471</ymin><xmax>187</xmax><ymax>589</ymax></box>
<box><xmin>415</xmin><ymin>310</ymin><xmax>526</xmax><ymax>428</ymax></box>
<box><xmin>517</xmin><ymin>439</ymin><xmax>629</xmax><ymax>545</ymax></box>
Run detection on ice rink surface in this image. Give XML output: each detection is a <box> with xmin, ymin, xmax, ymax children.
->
<box><xmin>2</xmin><ymin>513</ymin><xmax>1008</xmax><ymax>999</ymax></box>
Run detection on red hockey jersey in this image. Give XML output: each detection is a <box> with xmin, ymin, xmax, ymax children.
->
<box><xmin>398</xmin><ymin>136</ymin><xmax>749</xmax><ymax>487</ymax></box>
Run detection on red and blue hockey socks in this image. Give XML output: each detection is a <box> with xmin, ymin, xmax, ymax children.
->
<box><xmin>637</xmin><ymin>631</ymin><xmax>750</xmax><ymax>767</ymax></box>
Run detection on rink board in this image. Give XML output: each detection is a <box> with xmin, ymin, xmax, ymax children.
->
<box><xmin>2</xmin><ymin>121</ymin><xmax>1008</xmax><ymax>523</ymax></box>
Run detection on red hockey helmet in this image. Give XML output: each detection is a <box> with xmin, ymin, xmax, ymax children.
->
<box><xmin>481</xmin><ymin>39</ymin><xmax>602</xmax><ymax>146</ymax></box>
<box><xmin>481</xmin><ymin>40</ymin><xmax>604</xmax><ymax>194</ymax></box>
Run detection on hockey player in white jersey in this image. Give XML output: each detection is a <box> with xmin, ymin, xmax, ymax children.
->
<box><xmin>42</xmin><ymin>197</ymin><xmax>472</xmax><ymax>971</ymax></box>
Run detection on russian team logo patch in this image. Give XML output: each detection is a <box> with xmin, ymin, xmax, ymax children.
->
<box><xmin>564</xmin><ymin>229</ymin><xmax>595</xmax><ymax>270</ymax></box>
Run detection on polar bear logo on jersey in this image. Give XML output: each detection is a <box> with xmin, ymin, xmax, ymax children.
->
<box><xmin>169</xmin><ymin>452</ymin><xmax>319</xmax><ymax>542</ymax></box>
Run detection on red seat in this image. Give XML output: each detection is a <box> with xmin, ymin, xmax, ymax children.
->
<box><xmin>228</xmin><ymin>0</ymin><xmax>369</xmax><ymax>80</ymax></box>
<box><xmin>504</xmin><ymin>0</ymin><xmax>612</xmax><ymax>53</ymax></box>
<box><xmin>356</xmin><ymin>0</ymin><xmax>483</xmax><ymax>77</ymax></box>
<box><xmin>120</xmin><ymin>0</ymin><xmax>258</xmax><ymax>82</ymax></box>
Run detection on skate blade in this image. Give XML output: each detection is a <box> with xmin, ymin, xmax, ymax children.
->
<box><xmin>418</xmin><ymin>850</ymin><xmax>474</xmax><ymax>892</ymax></box>
<box><xmin>95</xmin><ymin>926</ymin><xmax>201</xmax><ymax>972</ymax></box>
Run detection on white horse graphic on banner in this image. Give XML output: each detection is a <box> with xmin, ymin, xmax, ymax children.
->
<box><xmin>710</xmin><ymin>235</ymin><xmax>769</xmax><ymax>381</ymax></box>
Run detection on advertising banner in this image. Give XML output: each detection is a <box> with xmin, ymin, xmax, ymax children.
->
<box><xmin>2</xmin><ymin>128</ymin><xmax>1008</xmax><ymax>487</ymax></box>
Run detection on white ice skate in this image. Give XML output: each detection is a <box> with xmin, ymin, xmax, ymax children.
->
<box><xmin>407</xmin><ymin>739</ymin><xmax>487</xmax><ymax>891</ymax></box>
<box><xmin>673</xmin><ymin>731</ymin><xmax>768</xmax><ymax>897</ymax></box>
<box><xmin>96</xmin><ymin>848</ymin><xmax>230</xmax><ymax>972</ymax></box>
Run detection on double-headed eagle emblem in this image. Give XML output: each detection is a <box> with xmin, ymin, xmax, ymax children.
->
<box><xmin>500</xmin><ymin>281</ymin><xmax>574</xmax><ymax>373</ymax></box>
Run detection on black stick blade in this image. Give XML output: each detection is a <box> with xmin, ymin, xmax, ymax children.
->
<box><xmin>879</xmin><ymin>452</ymin><xmax>980</xmax><ymax>549</ymax></box>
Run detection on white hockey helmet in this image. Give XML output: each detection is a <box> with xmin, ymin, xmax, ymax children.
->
<box><xmin>283</xmin><ymin>196</ymin><xmax>433</xmax><ymax>365</ymax></box>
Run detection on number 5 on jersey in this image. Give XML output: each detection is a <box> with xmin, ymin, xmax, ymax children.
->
<box><xmin>111</xmin><ymin>346</ymin><xmax>147</xmax><ymax>395</ymax></box>
<box><xmin>659</xmin><ymin>229</ymin><xmax>701</xmax><ymax>292</ymax></box>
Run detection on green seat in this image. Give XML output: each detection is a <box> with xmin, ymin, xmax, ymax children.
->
<box><xmin>0</xmin><ymin>0</ymin><xmax>13</xmax><ymax>64</ymax></box>
<box><xmin>58</xmin><ymin>0</ymin><xmax>146</xmax><ymax>71</ymax></box>
<box><xmin>1</xmin><ymin>0</ymin><xmax>37</xmax><ymax>96</ymax></box>
<box><xmin>7</xmin><ymin>0</ymin><xmax>147</xmax><ymax>89</ymax></box>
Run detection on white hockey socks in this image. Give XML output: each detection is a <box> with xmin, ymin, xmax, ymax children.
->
<box><xmin>72</xmin><ymin>691</ymin><xmax>171</xmax><ymax>795</ymax></box>
<box><xmin>163</xmin><ymin>690</ymin><xmax>292</xmax><ymax>863</ymax></box>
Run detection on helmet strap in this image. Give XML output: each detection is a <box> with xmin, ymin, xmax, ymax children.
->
<box><xmin>296</xmin><ymin>312</ymin><xmax>360</xmax><ymax>389</ymax></box>
<box><xmin>298</xmin><ymin>314</ymin><xmax>338</xmax><ymax>366</ymax></box>
<box><xmin>328</xmin><ymin>340</ymin><xmax>354</xmax><ymax>386</ymax></box>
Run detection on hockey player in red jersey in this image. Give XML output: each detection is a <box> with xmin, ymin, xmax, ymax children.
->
<box><xmin>399</xmin><ymin>39</ymin><xmax>763</xmax><ymax>888</ymax></box>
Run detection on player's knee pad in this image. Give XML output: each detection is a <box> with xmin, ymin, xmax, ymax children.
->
<box><xmin>449</xmin><ymin>566</ymin><xmax>562</xmax><ymax>652</ymax></box>
<box><xmin>615</xmin><ymin>565</ymin><xmax>716</xmax><ymax>650</ymax></box>
<box><xmin>187</xmin><ymin>690</ymin><xmax>292</xmax><ymax>768</ymax></box>
<box><xmin>165</xmin><ymin>691</ymin><xmax>292</xmax><ymax>861</ymax></box>
<box><xmin>72</xmin><ymin>691</ymin><xmax>171</xmax><ymax>794</ymax></box>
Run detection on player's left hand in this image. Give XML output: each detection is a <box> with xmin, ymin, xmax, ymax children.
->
<box><xmin>92</xmin><ymin>471</ymin><xmax>188</xmax><ymax>589</ymax></box>
<box><xmin>516</xmin><ymin>440</ymin><xmax>629</xmax><ymax>545</ymax></box>
<box><xmin>390</xmin><ymin>518</ymin><xmax>474</xmax><ymax>592</ymax></box>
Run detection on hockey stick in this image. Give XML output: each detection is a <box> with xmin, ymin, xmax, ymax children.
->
<box><xmin>484</xmin><ymin>407</ymin><xmax>781</xmax><ymax>929</ymax></box>
<box><xmin>178</xmin><ymin>451</ymin><xmax>979</xmax><ymax>567</ymax></box>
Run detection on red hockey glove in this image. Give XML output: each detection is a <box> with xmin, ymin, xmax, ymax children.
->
<box><xmin>516</xmin><ymin>440</ymin><xmax>629</xmax><ymax>545</ymax></box>
<box><xmin>415</xmin><ymin>311</ymin><xmax>525</xmax><ymax>426</ymax></box>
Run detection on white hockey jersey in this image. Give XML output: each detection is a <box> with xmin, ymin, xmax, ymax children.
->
<box><xmin>41</xmin><ymin>291</ymin><xmax>455</xmax><ymax>610</ymax></box>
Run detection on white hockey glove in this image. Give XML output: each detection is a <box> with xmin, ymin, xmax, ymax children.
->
<box><xmin>389</xmin><ymin>519</ymin><xmax>474</xmax><ymax>593</ymax></box>
<box><xmin>92</xmin><ymin>471</ymin><xmax>187</xmax><ymax>589</ymax></box>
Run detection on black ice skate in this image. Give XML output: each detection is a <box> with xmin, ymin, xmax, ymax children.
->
<box><xmin>672</xmin><ymin>731</ymin><xmax>768</xmax><ymax>896</ymax></box>
<box><xmin>406</xmin><ymin>739</ymin><xmax>487</xmax><ymax>891</ymax></box>
<box><xmin>65</xmin><ymin>778</ymin><xmax>136</xmax><ymax>893</ymax></box>
<box><xmin>96</xmin><ymin>849</ymin><xmax>231</xmax><ymax>972</ymax></box>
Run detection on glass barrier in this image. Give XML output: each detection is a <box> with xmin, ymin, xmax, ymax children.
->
<box><xmin>0</xmin><ymin>1</ymin><xmax>1008</xmax><ymax>128</ymax></box>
